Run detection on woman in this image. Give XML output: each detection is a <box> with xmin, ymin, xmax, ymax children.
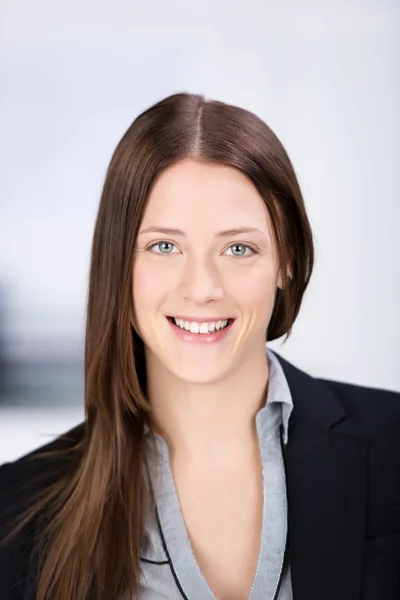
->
<box><xmin>1</xmin><ymin>92</ymin><xmax>399</xmax><ymax>600</ymax></box>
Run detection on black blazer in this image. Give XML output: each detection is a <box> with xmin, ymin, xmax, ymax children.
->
<box><xmin>1</xmin><ymin>351</ymin><xmax>400</xmax><ymax>600</ymax></box>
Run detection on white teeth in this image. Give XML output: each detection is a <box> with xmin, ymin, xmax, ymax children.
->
<box><xmin>190</xmin><ymin>322</ymin><xmax>200</xmax><ymax>333</ymax></box>
<box><xmin>199</xmin><ymin>322</ymin><xmax>209</xmax><ymax>334</ymax></box>
<box><xmin>172</xmin><ymin>318</ymin><xmax>229</xmax><ymax>334</ymax></box>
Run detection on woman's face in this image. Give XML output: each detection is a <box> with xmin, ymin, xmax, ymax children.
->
<box><xmin>132</xmin><ymin>159</ymin><xmax>283</xmax><ymax>384</ymax></box>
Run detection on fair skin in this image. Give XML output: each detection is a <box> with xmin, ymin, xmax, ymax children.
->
<box><xmin>132</xmin><ymin>159</ymin><xmax>286</xmax><ymax>598</ymax></box>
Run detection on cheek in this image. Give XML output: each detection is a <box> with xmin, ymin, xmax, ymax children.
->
<box><xmin>133</xmin><ymin>269</ymin><xmax>155</xmax><ymax>302</ymax></box>
<box><xmin>132</xmin><ymin>262</ymin><xmax>171</xmax><ymax>311</ymax></box>
<box><xmin>229</xmin><ymin>266</ymin><xmax>278</xmax><ymax>335</ymax></box>
<box><xmin>231</xmin><ymin>265</ymin><xmax>277</xmax><ymax>308</ymax></box>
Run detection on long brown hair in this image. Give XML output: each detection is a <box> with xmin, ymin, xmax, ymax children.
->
<box><xmin>1</xmin><ymin>92</ymin><xmax>314</xmax><ymax>599</ymax></box>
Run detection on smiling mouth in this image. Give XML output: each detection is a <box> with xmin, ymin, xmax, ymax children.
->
<box><xmin>167</xmin><ymin>317</ymin><xmax>235</xmax><ymax>335</ymax></box>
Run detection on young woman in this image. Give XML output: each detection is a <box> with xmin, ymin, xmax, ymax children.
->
<box><xmin>1</xmin><ymin>92</ymin><xmax>399</xmax><ymax>600</ymax></box>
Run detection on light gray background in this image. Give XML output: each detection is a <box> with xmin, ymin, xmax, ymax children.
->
<box><xmin>1</xmin><ymin>0</ymin><xmax>399</xmax><ymax>463</ymax></box>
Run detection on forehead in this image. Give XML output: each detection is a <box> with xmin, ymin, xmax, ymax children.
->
<box><xmin>142</xmin><ymin>159</ymin><xmax>271</xmax><ymax>226</ymax></box>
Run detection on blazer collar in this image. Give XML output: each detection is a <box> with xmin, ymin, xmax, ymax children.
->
<box><xmin>273</xmin><ymin>350</ymin><xmax>367</xmax><ymax>600</ymax></box>
<box><xmin>272</xmin><ymin>350</ymin><xmax>347</xmax><ymax>429</ymax></box>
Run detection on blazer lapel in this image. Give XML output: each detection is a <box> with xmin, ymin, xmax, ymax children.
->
<box><xmin>274</xmin><ymin>352</ymin><xmax>367</xmax><ymax>600</ymax></box>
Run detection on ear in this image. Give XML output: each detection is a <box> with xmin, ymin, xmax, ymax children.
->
<box><xmin>277</xmin><ymin>265</ymin><xmax>293</xmax><ymax>290</ymax></box>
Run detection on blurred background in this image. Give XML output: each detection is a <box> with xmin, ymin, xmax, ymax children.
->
<box><xmin>1</xmin><ymin>0</ymin><xmax>399</xmax><ymax>464</ymax></box>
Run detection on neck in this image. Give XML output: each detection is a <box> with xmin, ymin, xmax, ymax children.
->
<box><xmin>145</xmin><ymin>347</ymin><xmax>270</xmax><ymax>468</ymax></box>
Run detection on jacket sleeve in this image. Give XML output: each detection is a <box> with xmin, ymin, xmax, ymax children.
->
<box><xmin>0</xmin><ymin>463</ymin><xmax>36</xmax><ymax>600</ymax></box>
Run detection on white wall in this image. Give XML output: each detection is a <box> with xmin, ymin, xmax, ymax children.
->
<box><xmin>1</xmin><ymin>0</ymin><xmax>399</xmax><ymax>461</ymax></box>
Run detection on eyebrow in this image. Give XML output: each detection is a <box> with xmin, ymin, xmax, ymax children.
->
<box><xmin>138</xmin><ymin>226</ymin><xmax>268</xmax><ymax>237</ymax></box>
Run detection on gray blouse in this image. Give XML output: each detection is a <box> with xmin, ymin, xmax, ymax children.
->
<box><xmin>136</xmin><ymin>347</ymin><xmax>294</xmax><ymax>599</ymax></box>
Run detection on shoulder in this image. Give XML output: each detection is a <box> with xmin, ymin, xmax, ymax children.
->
<box><xmin>317</xmin><ymin>376</ymin><xmax>400</xmax><ymax>428</ymax></box>
<box><xmin>317</xmin><ymin>378</ymin><xmax>400</xmax><ymax>511</ymax></box>
<box><xmin>316</xmin><ymin>377</ymin><xmax>400</xmax><ymax>497</ymax></box>
<box><xmin>0</xmin><ymin>421</ymin><xmax>86</xmax><ymax>506</ymax></box>
<box><xmin>0</xmin><ymin>423</ymin><xmax>85</xmax><ymax>599</ymax></box>
<box><xmin>274</xmin><ymin>349</ymin><xmax>400</xmax><ymax>450</ymax></box>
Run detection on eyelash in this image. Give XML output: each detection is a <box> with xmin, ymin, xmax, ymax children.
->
<box><xmin>145</xmin><ymin>241</ymin><xmax>259</xmax><ymax>259</ymax></box>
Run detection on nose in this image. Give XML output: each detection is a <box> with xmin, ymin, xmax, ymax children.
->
<box><xmin>177</xmin><ymin>254</ymin><xmax>224</xmax><ymax>305</ymax></box>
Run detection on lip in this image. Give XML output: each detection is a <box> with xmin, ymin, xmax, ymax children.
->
<box><xmin>168</xmin><ymin>316</ymin><xmax>234</xmax><ymax>323</ymax></box>
<box><xmin>166</xmin><ymin>316</ymin><xmax>235</xmax><ymax>344</ymax></box>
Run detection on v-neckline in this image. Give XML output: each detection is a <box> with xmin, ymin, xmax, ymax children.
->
<box><xmin>149</xmin><ymin>406</ymin><xmax>287</xmax><ymax>599</ymax></box>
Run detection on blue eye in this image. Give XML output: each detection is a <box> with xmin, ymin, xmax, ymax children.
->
<box><xmin>149</xmin><ymin>241</ymin><xmax>177</xmax><ymax>254</ymax></box>
<box><xmin>226</xmin><ymin>244</ymin><xmax>257</xmax><ymax>258</ymax></box>
<box><xmin>146</xmin><ymin>240</ymin><xmax>258</xmax><ymax>258</ymax></box>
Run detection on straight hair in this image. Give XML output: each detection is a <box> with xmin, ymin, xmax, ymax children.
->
<box><xmin>1</xmin><ymin>92</ymin><xmax>314</xmax><ymax>600</ymax></box>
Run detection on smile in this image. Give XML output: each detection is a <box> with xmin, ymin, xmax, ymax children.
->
<box><xmin>168</xmin><ymin>317</ymin><xmax>233</xmax><ymax>334</ymax></box>
<box><xmin>166</xmin><ymin>316</ymin><xmax>235</xmax><ymax>344</ymax></box>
